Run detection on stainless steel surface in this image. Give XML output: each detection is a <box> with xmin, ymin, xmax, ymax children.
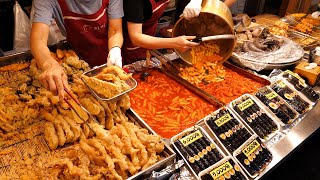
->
<box><xmin>172</xmin><ymin>0</ymin><xmax>235</xmax><ymax>65</ymax></box>
<box><xmin>81</xmin><ymin>63</ymin><xmax>138</xmax><ymax>101</ymax></box>
<box><xmin>254</xmin><ymin>97</ymin><xmax>320</xmax><ymax>179</ymax></box>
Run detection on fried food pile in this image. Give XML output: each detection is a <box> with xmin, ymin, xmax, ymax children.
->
<box><xmin>81</xmin><ymin>66</ymin><xmax>132</xmax><ymax>98</ymax></box>
<box><xmin>180</xmin><ymin>42</ymin><xmax>226</xmax><ymax>85</ymax></box>
<box><xmin>270</xmin><ymin>20</ymin><xmax>289</xmax><ymax>37</ymax></box>
<box><xmin>0</xmin><ymin>49</ymin><xmax>165</xmax><ymax>179</ymax></box>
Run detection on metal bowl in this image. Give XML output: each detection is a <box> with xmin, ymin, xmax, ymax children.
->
<box><xmin>172</xmin><ymin>0</ymin><xmax>236</xmax><ymax>65</ymax></box>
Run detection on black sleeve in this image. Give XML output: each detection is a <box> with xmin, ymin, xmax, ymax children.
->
<box><xmin>124</xmin><ymin>0</ymin><xmax>146</xmax><ymax>23</ymax></box>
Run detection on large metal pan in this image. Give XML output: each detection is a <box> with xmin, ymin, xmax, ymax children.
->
<box><xmin>172</xmin><ymin>0</ymin><xmax>236</xmax><ymax>65</ymax></box>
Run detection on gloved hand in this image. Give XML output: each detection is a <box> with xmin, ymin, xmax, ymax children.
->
<box><xmin>107</xmin><ymin>46</ymin><xmax>122</xmax><ymax>67</ymax></box>
<box><xmin>182</xmin><ymin>0</ymin><xmax>202</xmax><ymax>20</ymax></box>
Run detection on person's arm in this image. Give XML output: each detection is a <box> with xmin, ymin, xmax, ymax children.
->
<box><xmin>127</xmin><ymin>22</ymin><xmax>198</xmax><ymax>52</ymax></box>
<box><xmin>224</xmin><ymin>0</ymin><xmax>237</xmax><ymax>7</ymax></box>
<box><xmin>30</xmin><ymin>22</ymin><xmax>69</xmax><ymax>100</ymax></box>
<box><xmin>108</xmin><ymin>18</ymin><xmax>123</xmax><ymax>50</ymax></box>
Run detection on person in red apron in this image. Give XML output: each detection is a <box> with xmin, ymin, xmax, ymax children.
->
<box><xmin>30</xmin><ymin>0</ymin><xmax>123</xmax><ymax>100</ymax></box>
<box><xmin>122</xmin><ymin>0</ymin><xmax>202</xmax><ymax>65</ymax></box>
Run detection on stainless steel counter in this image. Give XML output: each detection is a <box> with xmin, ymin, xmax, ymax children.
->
<box><xmin>255</xmin><ymin>87</ymin><xmax>320</xmax><ymax>179</ymax></box>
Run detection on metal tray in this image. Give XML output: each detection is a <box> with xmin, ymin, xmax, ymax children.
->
<box><xmin>0</xmin><ymin>109</ymin><xmax>176</xmax><ymax>179</ymax></box>
<box><xmin>81</xmin><ymin>63</ymin><xmax>137</xmax><ymax>101</ymax></box>
<box><xmin>198</xmin><ymin>156</ymin><xmax>249</xmax><ymax>180</ymax></box>
<box><xmin>255</xmin><ymin>86</ymin><xmax>299</xmax><ymax>127</ymax></box>
<box><xmin>233</xmin><ymin>135</ymin><xmax>273</xmax><ymax>178</ymax></box>
<box><xmin>203</xmin><ymin>107</ymin><xmax>253</xmax><ymax>154</ymax></box>
<box><xmin>0</xmin><ymin>41</ymin><xmax>71</xmax><ymax>66</ymax></box>
<box><xmin>229</xmin><ymin>94</ymin><xmax>281</xmax><ymax>143</ymax></box>
<box><xmin>171</xmin><ymin>125</ymin><xmax>226</xmax><ymax>179</ymax></box>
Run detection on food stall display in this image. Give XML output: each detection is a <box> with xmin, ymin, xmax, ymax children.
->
<box><xmin>130</xmin><ymin>70</ymin><xmax>219</xmax><ymax>138</ymax></box>
<box><xmin>205</xmin><ymin>108</ymin><xmax>252</xmax><ymax>153</ymax></box>
<box><xmin>231</xmin><ymin>95</ymin><xmax>280</xmax><ymax>141</ymax></box>
<box><xmin>1</xmin><ymin>5</ymin><xmax>320</xmax><ymax>179</ymax></box>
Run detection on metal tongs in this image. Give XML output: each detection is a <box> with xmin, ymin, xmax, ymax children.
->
<box><xmin>63</xmin><ymin>88</ymin><xmax>99</xmax><ymax>132</ymax></box>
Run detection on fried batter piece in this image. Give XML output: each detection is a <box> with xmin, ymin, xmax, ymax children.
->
<box><xmin>44</xmin><ymin>122</ymin><xmax>59</xmax><ymax>150</ymax></box>
<box><xmin>98</xmin><ymin>66</ymin><xmax>132</xmax><ymax>80</ymax></box>
<box><xmin>81</xmin><ymin>75</ymin><xmax>122</xmax><ymax>98</ymax></box>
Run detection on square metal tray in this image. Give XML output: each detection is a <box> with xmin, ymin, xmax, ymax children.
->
<box><xmin>81</xmin><ymin>63</ymin><xmax>137</xmax><ymax>101</ymax></box>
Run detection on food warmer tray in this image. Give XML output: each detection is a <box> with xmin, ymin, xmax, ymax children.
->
<box><xmin>0</xmin><ymin>109</ymin><xmax>176</xmax><ymax>180</ymax></box>
<box><xmin>0</xmin><ymin>41</ymin><xmax>72</xmax><ymax>66</ymax></box>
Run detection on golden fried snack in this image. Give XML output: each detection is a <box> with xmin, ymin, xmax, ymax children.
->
<box><xmin>98</xmin><ymin>100</ymin><xmax>114</xmax><ymax>129</ymax></box>
<box><xmin>64</xmin><ymin>116</ymin><xmax>81</xmax><ymax>142</ymax></box>
<box><xmin>56</xmin><ymin>49</ymin><xmax>65</xmax><ymax>59</ymax></box>
<box><xmin>81</xmin><ymin>75</ymin><xmax>122</xmax><ymax>98</ymax></box>
<box><xmin>44</xmin><ymin>122</ymin><xmax>59</xmax><ymax>150</ymax></box>
<box><xmin>0</xmin><ymin>62</ymin><xmax>30</xmax><ymax>72</ymax></box>
<box><xmin>98</xmin><ymin>66</ymin><xmax>132</xmax><ymax>80</ymax></box>
<box><xmin>54</xmin><ymin>122</ymin><xmax>66</xmax><ymax>147</ymax></box>
<box><xmin>79</xmin><ymin>97</ymin><xmax>100</xmax><ymax>115</ymax></box>
<box><xmin>117</xmin><ymin>94</ymin><xmax>130</xmax><ymax>110</ymax></box>
<box><xmin>57</xmin><ymin>115</ymin><xmax>75</xmax><ymax>143</ymax></box>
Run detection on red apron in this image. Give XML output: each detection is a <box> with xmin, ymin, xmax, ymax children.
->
<box><xmin>122</xmin><ymin>0</ymin><xmax>170</xmax><ymax>65</ymax></box>
<box><xmin>57</xmin><ymin>0</ymin><xmax>109</xmax><ymax>67</ymax></box>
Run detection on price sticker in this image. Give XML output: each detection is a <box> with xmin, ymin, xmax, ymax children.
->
<box><xmin>180</xmin><ymin>130</ymin><xmax>203</xmax><ymax>146</ymax></box>
<box><xmin>265</xmin><ymin>91</ymin><xmax>278</xmax><ymax>100</ymax></box>
<box><xmin>238</xmin><ymin>99</ymin><xmax>254</xmax><ymax>111</ymax></box>
<box><xmin>285</xmin><ymin>70</ymin><xmax>306</xmax><ymax>84</ymax></box>
<box><xmin>242</xmin><ymin>140</ymin><xmax>261</xmax><ymax>157</ymax></box>
<box><xmin>278</xmin><ymin>81</ymin><xmax>287</xmax><ymax>88</ymax></box>
<box><xmin>214</xmin><ymin>114</ymin><xmax>232</xmax><ymax>127</ymax></box>
<box><xmin>210</xmin><ymin>161</ymin><xmax>233</xmax><ymax>179</ymax></box>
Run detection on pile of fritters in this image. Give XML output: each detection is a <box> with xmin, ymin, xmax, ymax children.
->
<box><xmin>0</xmin><ymin>49</ymin><xmax>165</xmax><ymax>179</ymax></box>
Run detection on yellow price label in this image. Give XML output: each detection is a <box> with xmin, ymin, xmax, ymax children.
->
<box><xmin>210</xmin><ymin>161</ymin><xmax>233</xmax><ymax>179</ymax></box>
<box><xmin>265</xmin><ymin>92</ymin><xmax>278</xmax><ymax>100</ymax></box>
<box><xmin>180</xmin><ymin>130</ymin><xmax>203</xmax><ymax>147</ymax></box>
<box><xmin>285</xmin><ymin>70</ymin><xmax>305</xmax><ymax>83</ymax></box>
<box><xmin>238</xmin><ymin>99</ymin><xmax>254</xmax><ymax>111</ymax></box>
<box><xmin>214</xmin><ymin>114</ymin><xmax>232</xmax><ymax>127</ymax></box>
<box><xmin>242</xmin><ymin>140</ymin><xmax>261</xmax><ymax>157</ymax></box>
<box><xmin>278</xmin><ymin>81</ymin><xmax>287</xmax><ymax>88</ymax></box>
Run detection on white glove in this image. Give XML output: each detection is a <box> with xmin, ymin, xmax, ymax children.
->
<box><xmin>182</xmin><ymin>0</ymin><xmax>202</xmax><ymax>20</ymax></box>
<box><xmin>107</xmin><ymin>46</ymin><xmax>122</xmax><ymax>67</ymax></box>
